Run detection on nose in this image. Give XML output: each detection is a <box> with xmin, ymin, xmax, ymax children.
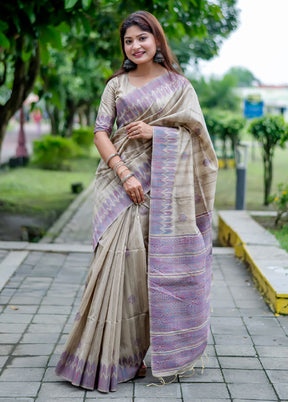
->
<box><xmin>131</xmin><ymin>40</ymin><xmax>141</xmax><ymax>50</ymax></box>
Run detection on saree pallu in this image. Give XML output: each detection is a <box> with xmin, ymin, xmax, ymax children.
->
<box><xmin>55</xmin><ymin>71</ymin><xmax>218</xmax><ymax>391</ymax></box>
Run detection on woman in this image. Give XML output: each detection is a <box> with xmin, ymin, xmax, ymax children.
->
<box><xmin>55</xmin><ymin>10</ymin><xmax>218</xmax><ymax>393</ymax></box>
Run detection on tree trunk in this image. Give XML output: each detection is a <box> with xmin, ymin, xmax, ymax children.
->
<box><xmin>46</xmin><ymin>102</ymin><xmax>60</xmax><ymax>135</ymax></box>
<box><xmin>0</xmin><ymin>39</ymin><xmax>40</xmax><ymax>160</ymax></box>
<box><xmin>63</xmin><ymin>98</ymin><xmax>76</xmax><ymax>137</ymax></box>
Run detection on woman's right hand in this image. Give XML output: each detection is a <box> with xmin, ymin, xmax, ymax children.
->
<box><xmin>123</xmin><ymin>175</ymin><xmax>145</xmax><ymax>204</ymax></box>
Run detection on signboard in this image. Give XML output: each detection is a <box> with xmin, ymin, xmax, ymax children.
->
<box><xmin>244</xmin><ymin>99</ymin><xmax>264</xmax><ymax>118</ymax></box>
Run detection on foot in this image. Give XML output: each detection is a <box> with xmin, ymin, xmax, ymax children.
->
<box><xmin>135</xmin><ymin>362</ymin><xmax>147</xmax><ymax>378</ymax></box>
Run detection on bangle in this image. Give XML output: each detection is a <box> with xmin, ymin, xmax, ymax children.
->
<box><xmin>117</xmin><ymin>166</ymin><xmax>129</xmax><ymax>177</ymax></box>
<box><xmin>113</xmin><ymin>161</ymin><xmax>125</xmax><ymax>175</ymax></box>
<box><xmin>121</xmin><ymin>172</ymin><xmax>135</xmax><ymax>184</ymax></box>
<box><xmin>106</xmin><ymin>153</ymin><xmax>119</xmax><ymax>165</ymax></box>
<box><xmin>114</xmin><ymin>163</ymin><xmax>127</xmax><ymax>177</ymax></box>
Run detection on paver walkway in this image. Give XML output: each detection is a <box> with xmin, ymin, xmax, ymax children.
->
<box><xmin>0</xmin><ymin>187</ymin><xmax>288</xmax><ymax>401</ymax></box>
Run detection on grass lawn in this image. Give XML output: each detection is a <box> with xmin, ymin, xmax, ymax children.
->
<box><xmin>215</xmin><ymin>144</ymin><xmax>288</xmax><ymax>211</ymax></box>
<box><xmin>0</xmin><ymin>154</ymin><xmax>98</xmax><ymax>216</ymax></box>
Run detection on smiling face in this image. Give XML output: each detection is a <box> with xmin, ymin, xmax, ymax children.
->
<box><xmin>124</xmin><ymin>25</ymin><xmax>157</xmax><ymax>66</ymax></box>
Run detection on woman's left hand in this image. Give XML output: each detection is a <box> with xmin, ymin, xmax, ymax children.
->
<box><xmin>126</xmin><ymin>121</ymin><xmax>153</xmax><ymax>140</ymax></box>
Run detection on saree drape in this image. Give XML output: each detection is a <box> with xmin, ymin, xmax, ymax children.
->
<box><xmin>55</xmin><ymin>71</ymin><xmax>217</xmax><ymax>392</ymax></box>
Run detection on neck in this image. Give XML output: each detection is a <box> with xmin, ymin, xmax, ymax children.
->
<box><xmin>133</xmin><ymin>62</ymin><xmax>164</xmax><ymax>77</ymax></box>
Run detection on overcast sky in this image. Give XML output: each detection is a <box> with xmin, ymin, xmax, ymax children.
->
<box><xmin>197</xmin><ymin>0</ymin><xmax>288</xmax><ymax>85</ymax></box>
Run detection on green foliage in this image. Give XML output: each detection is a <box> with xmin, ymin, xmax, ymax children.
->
<box><xmin>226</xmin><ymin>66</ymin><xmax>261</xmax><ymax>87</ymax></box>
<box><xmin>32</xmin><ymin>135</ymin><xmax>81</xmax><ymax>170</ymax></box>
<box><xmin>268</xmin><ymin>183</ymin><xmax>288</xmax><ymax>227</ymax></box>
<box><xmin>191</xmin><ymin>74</ymin><xmax>241</xmax><ymax>111</ymax></box>
<box><xmin>248</xmin><ymin>115</ymin><xmax>288</xmax><ymax>205</ymax></box>
<box><xmin>72</xmin><ymin>126</ymin><xmax>94</xmax><ymax>149</ymax></box>
<box><xmin>205</xmin><ymin>110</ymin><xmax>246</xmax><ymax>166</ymax></box>
<box><xmin>270</xmin><ymin>224</ymin><xmax>288</xmax><ymax>253</ymax></box>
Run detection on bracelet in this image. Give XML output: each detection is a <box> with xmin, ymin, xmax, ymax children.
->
<box><xmin>117</xmin><ymin>166</ymin><xmax>129</xmax><ymax>177</ymax></box>
<box><xmin>121</xmin><ymin>172</ymin><xmax>135</xmax><ymax>184</ymax></box>
<box><xmin>105</xmin><ymin>153</ymin><xmax>119</xmax><ymax>166</ymax></box>
<box><xmin>113</xmin><ymin>161</ymin><xmax>125</xmax><ymax>175</ymax></box>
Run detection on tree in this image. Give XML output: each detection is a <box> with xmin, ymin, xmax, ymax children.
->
<box><xmin>0</xmin><ymin>0</ymin><xmax>240</xmax><ymax>156</ymax></box>
<box><xmin>0</xmin><ymin>0</ymin><xmax>94</xmax><ymax>160</ymax></box>
<box><xmin>248</xmin><ymin>115</ymin><xmax>288</xmax><ymax>205</ymax></box>
<box><xmin>226</xmin><ymin>66</ymin><xmax>261</xmax><ymax>87</ymax></box>
<box><xmin>191</xmin><ymin>74</ymin><xmax>241</xmax><ymax>112</ymax></box>
<box><xmin>205</xmin><ymin>110</ymin><xmax>245</xmax><ymax>167</ymax></box>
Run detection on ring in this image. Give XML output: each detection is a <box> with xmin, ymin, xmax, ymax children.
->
<box><xmin>134</xmin><ymin>131</ymin><xmax>137</xmax><ymax>134</ymax></box>
<box><xmin>131</xmin><ymin>193</ymin><xmax>135</xmax><ymax>196</ymax></box>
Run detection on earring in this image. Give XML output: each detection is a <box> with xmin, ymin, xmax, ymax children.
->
<box><xmin>123</xmin><ymin>59</ymin><xmax>137</xmax><ymax>71</ymax></box>
<box><xmin>154</xmin><ymin>49</ymin><xmax>164</xmax><ymax>63</ymax></box>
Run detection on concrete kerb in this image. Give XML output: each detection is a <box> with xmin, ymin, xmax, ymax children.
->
<box><xmin>40</xmin><ymin>181</ymin><xmax>94</xmax><ymax>244</ymax></box>
<box><xmin>218</xmin><ymin>210</ymin><xmax>288</xmax><ymax>315</ymax></box>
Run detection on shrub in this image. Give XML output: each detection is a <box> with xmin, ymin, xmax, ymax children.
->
<box><xmin>72</xmin><ymin>126</ymin><xmax>94</xmax><ymax>149</ymax></box>
<box><xmin>32</xmin><ymin>135</ymin><xmax>81</xmax><ymax>170</ymax></box>
<box><xmin>269</xmin><ymin>183</ymin><xmax>288</xmax><ymax>227</ymax></box>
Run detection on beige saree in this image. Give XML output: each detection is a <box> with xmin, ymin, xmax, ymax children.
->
<box><xmin>55</xmin><ymin>71</ymin><xmax>218</xmax><ymax>392</ymax></box>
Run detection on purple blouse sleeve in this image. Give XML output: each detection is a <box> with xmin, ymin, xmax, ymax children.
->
<box><xmin>94</xmin><ymin>79</ymin><xmax>116</xmax><ymax>135</ymax></box>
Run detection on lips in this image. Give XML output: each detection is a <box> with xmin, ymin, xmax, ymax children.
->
<box><xmin>133</xmin><ymin>51</ymin><xmax>145</xmax><ymax>57</ymax></box>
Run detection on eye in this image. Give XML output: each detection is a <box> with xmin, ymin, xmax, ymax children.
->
<box><xmin>125</xmin><ymin>39</ymin><xmax>132</xmax><ymax>45</ymax></box>
<box><xmin>139</xmin><ymin>36</ymin><xmax>147</xmax><ymax>41</ymax></box>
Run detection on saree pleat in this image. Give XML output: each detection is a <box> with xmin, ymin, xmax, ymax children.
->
<box><xmin>55</xmin><ymin>203</ymin><xmax>150</xmax><ymax>392</ymax></box>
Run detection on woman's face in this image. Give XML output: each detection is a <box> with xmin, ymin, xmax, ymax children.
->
<box><xmin>124</xmin><ymin>25</ymin><xmax>157</xmax><ymax>66</ymax></box>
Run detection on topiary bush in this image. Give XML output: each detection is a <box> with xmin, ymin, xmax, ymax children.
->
<box><xmin>32</xmin><ymin>135</ymin><xmax>81</xmax><ymax>170</ymax></box>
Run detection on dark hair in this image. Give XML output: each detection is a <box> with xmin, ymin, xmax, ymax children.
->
<box><xmin>107</xmin><ymin>11</ymin><xmax>181</xmax><ymax>82</ymax></box>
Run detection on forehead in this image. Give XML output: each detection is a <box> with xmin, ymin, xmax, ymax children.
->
<box><xmin>124</xmin><ymin>25</ymin><xmax>151</xmax><ymax>38</ymax></box>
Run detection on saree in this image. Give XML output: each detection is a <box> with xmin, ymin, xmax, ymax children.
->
<box><xmin>55</xmin><ymin>71</ymin><xmax>218</xmax><ymax>392</ymax></box>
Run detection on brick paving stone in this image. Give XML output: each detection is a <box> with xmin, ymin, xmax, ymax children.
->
<box><xmin>0</xmin><ymin>313</ymin><xmax>33</xmax><ymax>324</ymax></box>
<box><xmin>255</xmin><ymin>345</ymin><xmax>288</xmax><ymax>357</ymax></box>
<box><xmin>181</xmin><ymin>383</ymin><xmax>230</xmax><ymax>400</ymax></box>
<box><xmin>0</xmin><ymin>367</ymin><xmax>45</xmax><ymax>382</ymax></box>
<box><xmin>37</xmin><ymin>382</ymin><xmax>85</xmax><ymax>399</ymax></box>
<box><xmin>0</xmin><ymin>381</ymin><xmax>40</xmax><ymax>397</ymax></box>
<box><xmin>222</xmin><ymin>368</ymin><xmax>270</xmax><ymax>383</ymax></box>
<box><xmin>218</xmin><ymin>356</ymin><xmax>262</xmax><ymax>370</ymax></box>
<box><xmin>134</xmin><ymin>382</ymin><xmax>181</xmax><ymax>398</ymax></box>
<box><xmin>0</xmin><ymin>345</ymin><xmax>13</xmax><ymax>355</ymax></box>
<box><xmin>213</xmin><ymin>334</ymin><xmax>253</xmax><ymax>346</ymax></box>
<box><xmin>260</xmin><ymin>357</ymin><xmax>288</xmax><ymax>370</ymax></box>
<box><xmin>179</xmin><ymin>368</ymin><xmax>223</xmax><ymax>383</ymax></box>
<box><xmin>12</xmin><ymin>343</ymin><xmax>55</xmax><ymax>356</ymax></box>
<box><xmin>215</xmin><ymin>344</ymin><xmax>256</xmax><ymax>357</ymax></box>
<box><xmin>227</xmin><ymin>383</ymin><xmax>278</xmax><ymax>400</ymax></box>
<box><xmin>7</xmin><ymin>356</ymin><xmax>49</xmax><ymax>368</ymax></box>
<box><xmin>20</xmin><ymin>333</ymin><xmax>59</xmax><ymax>344</ymax></box>
<box><xmin>0</xmin><ymin>333</ymin><xmax>22</xmax><ymax>344</ymax></box>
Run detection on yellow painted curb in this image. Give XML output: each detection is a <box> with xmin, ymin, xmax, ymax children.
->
<box><xmin>218</xmin><ymin>214</ymin><xmax>288</xmax><ymax>315</ymax></box>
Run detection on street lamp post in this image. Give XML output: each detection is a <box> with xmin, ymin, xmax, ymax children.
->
<box><xmin>235</xmin><ymin>142</ymin><xmax>249</xmax><ymax>210</ymax></box>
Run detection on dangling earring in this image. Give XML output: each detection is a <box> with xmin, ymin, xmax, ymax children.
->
<box><xmin>123</xmin><ymin>59</ymin><xmax>137</xmax><ymax>71</ymax></box>
<box><xmin>154</xmin><ymin>49</ymin><xmax>164</xmax><ymax>63</ymax></box>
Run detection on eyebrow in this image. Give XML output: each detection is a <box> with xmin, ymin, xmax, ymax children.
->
<box><xmin>124</xmin><ymin>32</ymin><xmax>148</xmax><ymax>39</ymax></box>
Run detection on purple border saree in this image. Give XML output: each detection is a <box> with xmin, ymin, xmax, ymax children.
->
<box><xmin>55</xmin><ymin>71</ymin><xmax>217</xmax><ymax>391</ymax></box>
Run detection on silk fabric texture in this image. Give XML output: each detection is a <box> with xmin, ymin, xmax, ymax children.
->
<box><xmin>55</xmin><ymin>71</ymin><xmax>218</xmax><ymax>392</ymax></box>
